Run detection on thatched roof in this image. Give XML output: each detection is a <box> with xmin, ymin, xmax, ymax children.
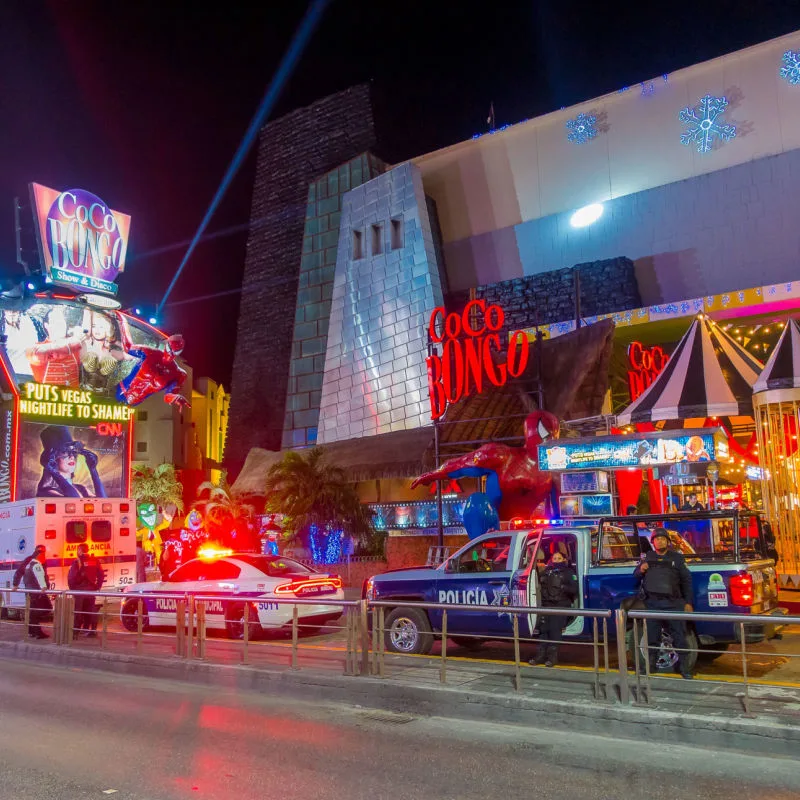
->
<box><xmin>232</xmin><ymin>319</ymin><xmax>615</xmax><ymax>492</ymax></box>
<box><xmin>232</xmin><ymin>426</ymin><xmax>435</xmax><ymax>496</ymax></box>
<box><xmin>438</xmin><ymin>318</ymin><xmax>615</xmax><ymax>455</ymax></box>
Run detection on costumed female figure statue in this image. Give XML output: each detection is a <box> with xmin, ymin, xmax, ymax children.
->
<box><xmin>412</xmin><ymin>410</ymin><xmax>560</xmax><ymax>539</ymax></box>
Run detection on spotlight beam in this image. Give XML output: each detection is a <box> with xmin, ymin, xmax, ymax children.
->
<box><xmin>156</xmin><ymin>0</ymin><xmax>331</xmax><ymax>317</ymax></box>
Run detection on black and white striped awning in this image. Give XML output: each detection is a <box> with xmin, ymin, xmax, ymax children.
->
<box><xmin>754</xmin><ymin>319</ymin><xmax>800</xmax><ymax>393</ymax></box>
<box><xmin>617</xmin><ymin>315</ymin><xmax>764</xmax><ymax>425</ymax></box>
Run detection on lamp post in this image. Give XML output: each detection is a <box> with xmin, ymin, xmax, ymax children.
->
<box><xmin>707</xmin><ymin>465</ymin><xmax>719</xmax><ymax>509</ymax></box>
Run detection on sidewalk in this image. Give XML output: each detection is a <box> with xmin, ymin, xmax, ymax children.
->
<box><xmin>1</xmin><ymin>626</ymin><xmax>799</xmax><ymax>758</ymax></box>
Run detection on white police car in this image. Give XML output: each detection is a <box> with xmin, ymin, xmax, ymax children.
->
<box><xmin>120</xmin><ymin>549</ymin><xmax>344</xmax><ymax>638</ymax></box>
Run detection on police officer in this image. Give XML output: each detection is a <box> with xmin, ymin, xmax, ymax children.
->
<box><xmin>23</xmin><ymin>546</ymin><xmax>51</xmax><ymax>639</ymax></box>
<box><xmin>634</xmin><ymin>528</ymin><xmax>694</xmax><ymax>679</ymax></box>
<box><xmin>529</xmin><ymin>551</ymin><xmax>578</xmax><ymax>667</ymax></box>
<box><xmin>68</xmin><ymin>544</ymin><xmax>104</xmax><ymax>636</ymax></box>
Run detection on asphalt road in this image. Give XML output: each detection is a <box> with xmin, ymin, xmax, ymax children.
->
<box><xmin>0</xmin><ymin>659</ymin><xmax>798</xmax><ymax>800</ymax></box>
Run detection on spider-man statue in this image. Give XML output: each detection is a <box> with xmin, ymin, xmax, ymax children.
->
<box><xmin>412</xmin><ymin>410</ymin><xmax>560</xmax><ymax>539</ymax></box>
<box><xmin>114</xmin><ymin>312</ymin><xmax>189</xmax><ymax>409</ymax></box>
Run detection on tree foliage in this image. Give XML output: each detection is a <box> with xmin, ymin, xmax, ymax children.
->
<box><xmin>264</xmin><ymin>448</ymin><xmax>374</xmax><ymax>544</ymax></box>
<box><xmin>131</xmin><ymin>463</ymin><xmax>184</xmax><ymax>513</ymax></box>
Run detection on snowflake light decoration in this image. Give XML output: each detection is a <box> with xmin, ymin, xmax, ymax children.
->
<box><xmin>566</xmin><ymin>112</ymin><xmax>597</xmax><ymax>144</ymax></box>
<box><xmin>780</xmin><ymin>50</ymin><xmax>800</xmax><ymax>85</ymax></box>
<box><xmin>679</xmin><ymin>95</ymin><xmax>736</xmax><ymax>154</ymax></box>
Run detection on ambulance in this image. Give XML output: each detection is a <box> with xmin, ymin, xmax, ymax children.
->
<box><xmin>0</xmin><ymin>497</ymin><xmax>136</xmax><ymax>617</ymax></box>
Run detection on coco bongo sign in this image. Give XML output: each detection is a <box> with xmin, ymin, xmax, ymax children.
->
<box><xmin>426</xmin><ymin>301</ymin><xmax>529</xmax><ymax>420</ymax></box>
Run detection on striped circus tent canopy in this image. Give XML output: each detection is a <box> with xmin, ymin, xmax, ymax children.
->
<box><xmin>754</xmin><ymin>319</ymin><xmax>800</xmax><ymax>393</ymax></box>
<box><xmin>617</xmin><ymin>315</ymin><xmax>764</xmax><ymax>425</ymax></box>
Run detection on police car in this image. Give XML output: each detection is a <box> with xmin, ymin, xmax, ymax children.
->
<box><xmin>119</xmin><ymin>549</ymin><xmax>344</xmax><ymax>638</ymax></box>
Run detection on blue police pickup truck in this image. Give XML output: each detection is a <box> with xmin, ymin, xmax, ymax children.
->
<box><xmin>364</xmin><ymin>511</ymin><xmax>783</xmax><ymax>672</ymax></box>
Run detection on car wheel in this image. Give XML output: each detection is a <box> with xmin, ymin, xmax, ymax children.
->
<box><xmin>450</xmin><ymin>635</ymin><xmax>483</xmax><ymax>651</ymax></box>
<box><xmin>638</xmin><ymin>627</ymin><xmax>698</xmax><ymax>673</ymax></box>
<box><xmin>225</xmin><ymin>602</ymin><xmax>262</xmax><ymax>640</ymax></box>
<box><xmin>121</xmin><ymin>598</ymin><xmax>149</xmax><ymax>632</ymax></box>
<box><xmin>384</xmin><ymin>607</ymin><xmax>433</xmax><ymax>655</ymax></box>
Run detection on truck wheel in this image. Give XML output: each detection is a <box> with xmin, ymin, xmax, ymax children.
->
<box><xmin>638</xmin><ymin>627</ymin><xmax>698</xmax><ymax>673</ymax></box>
<box><xmin>225</xmin><ymin>602</ymin><xmax>262</xmax><ymax>640</ymax></box>
<box><xmin>696</xmin><ymin>643</ymin><xmax>730</xmax><ymax>663</ymax></box>
<box><xmin>121</xmin><ymin>598</ymin><xmax>149</xmax><ymax>632</ymax></box>
<box><xmin>384</xmin><ymin>607</ymin><xmax>433</xmax><ymax>655</ymax></box>
<box><xmin>450</xmin><ymin>635</ymin><xmax>483</xmax><ymax>651</ymax></box>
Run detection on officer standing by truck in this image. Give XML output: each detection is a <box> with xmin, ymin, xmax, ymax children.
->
<box><xmin>530</xmin><ymin>551</ymin><xmax>578</xmax><ymax>667</ymax></box>
<box><xmin>68</xmin><ymin>543</ymin><xmax>105</xmax><ymax>636</ymax></box>
<box><xmin>634</xmin><ymin>528</ymin><xmax>694</xmax><ymax>679</ymax></box>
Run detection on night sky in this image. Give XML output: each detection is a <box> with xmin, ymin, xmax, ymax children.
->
<box><xmin>1</xmin><ymin>0</ymin><xmax>799</xmax><ymax>387</ymax></box>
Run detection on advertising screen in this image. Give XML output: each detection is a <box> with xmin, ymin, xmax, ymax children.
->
<box><xmin>16</xmin><ymin>419</ymin><xmax>129</xmax><ymax>500</ymax></box>
<box><xmin>539</xmin><ymin>429</ymin><xmax>726</xmax><ymax>472</ymax></box>
<box><xmin>580</xmin><ymin>494</ymin><xmax>614</xmax><ymax>516</ymax></box>
<box><xmin>30</xmin><ymin>183</ymin><xmax>131</xmax><ymax>296</ymax></box>
<box><xmin>560</xmin><ymin>471</ymin><xmax>609</xmax><ymax>493</ymax></box>
<box><xmin>0</xmin><ymin>300</ymin><xmax>163</xmax><ymax>394</ymax></box>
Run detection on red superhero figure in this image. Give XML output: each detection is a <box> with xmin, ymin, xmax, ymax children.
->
<box><xmin>114</xmin><ymin>315</ymin><xmax>189</xmax><ymax>409</ymax></box>
<box><xmin>412</xmin><ymin>410</ymin><xmax>560</xmax><ymax>538</ymax></box>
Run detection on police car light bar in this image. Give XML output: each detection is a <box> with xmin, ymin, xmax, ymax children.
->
<box><xmin>500</xmin><ymin>518</ymin><xmax>560</xmax><ymax>530</ymax></box>
<box><xmin>197</xmin><ymin>546</ymin><xmax>234</xmax><ymax>560</ymax></box>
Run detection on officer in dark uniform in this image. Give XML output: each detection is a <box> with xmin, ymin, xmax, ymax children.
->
<box><xmin>529</xmin><ymin>551</ymin><xmax>578</xmax><ymax>667</ymax></box>
<box><xmin>634</xmin><ymin>528</ymin><xmax>694</xmax><ymax>678</ymax></box>
<box><xmin>68</xmin><ymin>543</ymin><xmax>105</xmax><ymax>636</ymax></box>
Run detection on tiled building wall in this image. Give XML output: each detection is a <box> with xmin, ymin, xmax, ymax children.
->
<box><xmin>283</xmin><ymin>154</ymin><xmax>385</xmax><ymax>448</ymax></box>
<box><xmin>317</xmin><ymin>163</ymin><xmax>444</xmax><ymax>444</ymax></box>
<box><xmin>226</xmin><ymin>85</ymin><xmax>377</xmax><ymax>469</ymax></box>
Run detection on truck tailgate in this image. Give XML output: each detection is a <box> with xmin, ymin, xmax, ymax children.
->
<box><xmin>749</xmin><ymin>559</ymin><xmax>779</xmax><ymax>614</ymax></box>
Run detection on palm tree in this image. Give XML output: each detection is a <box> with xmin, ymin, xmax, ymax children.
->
<box><xmin>195</xmin><ymin>471</ymin><xmax>255</xmax><ymax>531</ymax></box>
<box><xmin>131</xmin><ymin>463</ymin><xmax>184</xmax><ymax>514</ymax></box>
<box><xmin>264</xmin><ymin>448</ymin><xmax>374</xmax><ymax>547</ymax></box>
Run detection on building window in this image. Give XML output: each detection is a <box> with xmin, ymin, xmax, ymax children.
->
<box><xmin>352</xmin><ymin>229</ymin><xmax>363</xmax><ymax>260</ymax></box>
<box><xmin>137</xmin><ymin>411</ymin><xmax>148</xmax><ymax>422</ymax></box>
<box><xmin>390</xmin><ymin>218</ymin><xmax>403</xmax><ymax>250</ymax></box>
<box><xmin>371</xmin><ymin>223</ymin><xmax>383</xmax><ymax>255</ymax></box>
<box><xmin>136</xmin><ymin>442</ymin><xmax>148</xmax><ymax>453</ymax></box>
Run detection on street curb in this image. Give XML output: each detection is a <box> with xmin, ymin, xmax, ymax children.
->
<box><xmin>3</xmin><ymin>640</ymin><xmax>799</xmax><ymax>757</ymax></box>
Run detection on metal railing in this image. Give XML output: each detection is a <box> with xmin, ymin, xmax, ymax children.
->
<box><xmin>2</xmin><ymin>588</ymin><xmax>799</xmax><ymax>718</ymax></box>
<box><xmin>369</xmin><ymin>601</ymin><xmax>614</xmax><ymax>700</ymax></box>
<box><xmin>624</xmin><ymin>608</ymin><xmax>800</xmax><ymax>714</ymax></box>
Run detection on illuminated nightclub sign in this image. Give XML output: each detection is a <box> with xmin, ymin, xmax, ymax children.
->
<box><xmin>538</xmin><ymin>428</ymin><xmax>728</xmax><ymax>472</ymax></box>
<box><xmin>426</xmin><ymin>301</ymin><xmax>529</xmax><ymax>420</ymax></box>
<box><xmin>20</xmin><ymin>382</ymin><xmax>134</xmax><ymax>423</ymax></box>
<box><xmin>627</xmin><ymin>341</ymin><xmax>669</xmax><ymax>402</ymax></box>
<box><xmin>30</xmin><ymin>183</ymin><xmax>131</xmax><ymax>296</ymax></box>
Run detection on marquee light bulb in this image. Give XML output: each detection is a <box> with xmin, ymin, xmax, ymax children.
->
<box><xmin>570</xmin><ymin>203</ymin><xmax>604</xmax><ymax>228</ymax></box>
<box><xmin>149</xmin><ymin>316</ymin><xmax>158</xmax><ymax>325</ymax></box>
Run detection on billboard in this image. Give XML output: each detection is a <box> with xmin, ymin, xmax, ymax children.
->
<box><xmin>0</xmin><ymin>300</ymin><xmax>163</xmax><ymax>396</ymax></box>
<box><xmin>538</xmin><ymin>428</ymin><xmax>728</xmax><ymax>472</ymax></box>
<box><xmin>30</xmin><ymin>183</ymin><xmax>131</xmax><ymax>296</ymax></box>
<box><xmin>16</xmin><ymin>419</ymin><xmax>129</xmax><ymax>500</ymax></box>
